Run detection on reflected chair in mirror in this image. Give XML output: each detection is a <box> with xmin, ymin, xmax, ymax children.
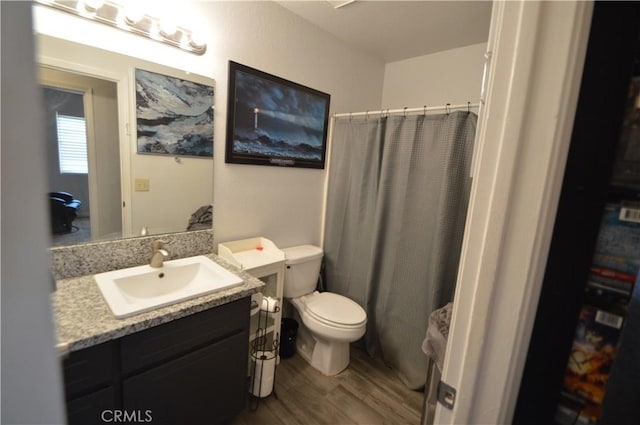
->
<box><xmin>49</xmin><ymin>191</ymin><xmax>82</xmax><ymax>234</ymax></box>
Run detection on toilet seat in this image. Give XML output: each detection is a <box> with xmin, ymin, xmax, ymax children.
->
<box><xmin>303</xmin><ymin>292</ymin><xmax>366</xmax><ymax>328</ymax></box>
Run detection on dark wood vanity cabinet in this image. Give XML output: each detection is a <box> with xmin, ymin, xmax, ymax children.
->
<box><xmin>63</xmin><ymin>340</ymin><xmax>118</xmax><ymax>424</ymax></box>
<box><xmin>62</xmin><ymin>298</ymin><xmax>250</xmax><ymax>425</ymax></box>
<box><xmin>123</xmin><ymin>332</ymin><xmax>248</xmax><ymax>424</ymax></box>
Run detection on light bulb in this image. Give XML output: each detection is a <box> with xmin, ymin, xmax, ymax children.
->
<box><xmin>83</xmin><ymin>0</ymin><xmax>104</xmax><ymax>12</ymax></box>
<box><xmin>189</xmin><ymin>31</ymin><xmax>207</xmax><ymax>50</ymax></box>
<box><xmin>124</xmin><ymin>4</ymin><xmax>145</xmax><ymax>24</ymax></box>
<box><xmin>149</xmin><ymin>22</ymin><xmax>161</xmax><ymax>40</ymax></box>
<box><xmin>159</xmin><ymin>19</ymin><xmax>177</xmax><ymax>37</ymax></box>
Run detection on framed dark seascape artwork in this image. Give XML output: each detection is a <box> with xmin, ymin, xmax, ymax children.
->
<box><xmin>135</xmin><ymin>68</ymin><xmax>214</xmax><ymax>157</ymax></box>
<box><xmin>225</xmin><ymin>61</ymin><xmax>330</xmax><ymax>169</ymax></box>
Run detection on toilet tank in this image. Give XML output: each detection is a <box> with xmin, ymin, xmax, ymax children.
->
<box><xmin>282</xmin><ymin>245</ymin><xmax>323</xmax><ymax>298</ymax></box>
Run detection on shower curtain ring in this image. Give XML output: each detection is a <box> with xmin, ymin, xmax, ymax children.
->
<box><xmin>445</xmin><ymin>103</ymin><xmax>451</xmax><ymax>114</ymax></box>
<box><xmin>403</xmin><ymin>107</ymin><xmax>408</xmax><ymax>118</ymax></box>
<box><xmin>365</xmin><ymin>110</ymin><xmax>369</xmax><ymax>120</ymax></box>
<box><xmin>423</xmin><ymin>105</ymin><xmax>427</xmax><ymax>116</ymax></box>
<box><xmin>349</xmin><ymin>112</ymin><xmax>353</xmax><ymax>121</ymax></box>
<box><xmin>468</xmin><ymin>101</ymin><xmax>471</xmax><ymax>112</ymax></box>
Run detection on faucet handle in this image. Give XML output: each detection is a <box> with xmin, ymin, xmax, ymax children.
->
<box><xmin>153</xmin><ymin>240</ymin><xmax>168</xmax><ymax>251</ymax></box>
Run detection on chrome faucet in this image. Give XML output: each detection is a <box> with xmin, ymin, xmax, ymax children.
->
<box><xmin>150</xmin><ymin>240</ymin><xmax>169</xmax><ymax>268</ymax></box>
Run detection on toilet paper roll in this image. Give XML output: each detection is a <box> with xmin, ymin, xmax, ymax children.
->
<box><xmin>260</xmin><ymin>296</ymin><xmax>279</xmax><ymax>312</ymax></box>
<box><xmin>251</xmin><ymin>351</ymin><xmax>276</xmax><ymax>398</ymax></box>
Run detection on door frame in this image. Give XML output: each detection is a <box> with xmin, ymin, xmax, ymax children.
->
<box><xmin>39</xmin><ymin>71</ymin><xmax>99</xmax><ymax>238</ymax></box>
<box><xmin>435</xmin><ymin>1</ymin><xmax>594</xmax><ymax>423</ymax></box>
<box><xmin>38</xmin><ymin>54</ymin><xmax>132</xmax><ymax>238</ymax></box>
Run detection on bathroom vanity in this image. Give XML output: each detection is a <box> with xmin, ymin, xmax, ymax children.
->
<box><xmin>64</xmin><ymin>299</ymin><xmax>248</xmax><ymax>424</ymax></box>
<box><xmin>53</xmin><ymin>252</ymin><xmax>264</xmax><ymax>425</ymax></box>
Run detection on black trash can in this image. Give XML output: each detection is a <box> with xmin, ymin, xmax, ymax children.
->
<box><xmin>279</xmin><ymin>318</ymin><xmax>299</xmax><ymax>359</ymax></box>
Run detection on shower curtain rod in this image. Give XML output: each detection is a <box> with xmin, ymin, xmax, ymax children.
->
<box><xmin>333</xmin><ymin>102</ymin><xmax>480</xmax><ymax>118</ymax></box>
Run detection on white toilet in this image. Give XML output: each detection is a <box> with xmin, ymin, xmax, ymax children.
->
<box><xmin>282</xmin><ymin>245</ymin><xmax>367</xmax><ymax>376</ymax></box>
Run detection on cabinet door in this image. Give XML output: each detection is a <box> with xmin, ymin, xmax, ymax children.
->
<box><xmin>63</xmin><ymin>341</ymin><xmax>114</xmax><ymax>399</ymax></box>
<box><xmin>66</xmin><ymin>387</ymin><xmax>116</xmax><ymax>425</ymax></box>
<box><xmin>123</xmin><ymin>332</ymin><xmax>248</xmax><ymax>424</ymax></box>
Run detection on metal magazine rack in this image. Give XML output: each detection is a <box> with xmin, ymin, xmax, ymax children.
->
<box><xmin>249</xmin><ymin>302</ymin><xmax>280</xmax><ymax>411</ymax></box>
<box><xmin>217</xmin><ymin>237</ymin><xmax>285</xmax><ymax>411</ymax></box>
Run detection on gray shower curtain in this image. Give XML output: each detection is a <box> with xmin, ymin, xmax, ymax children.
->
<box><xmin>324</xmin><ymin>111</ymin><xmax>477</xmax><ymax>389</ymax></box>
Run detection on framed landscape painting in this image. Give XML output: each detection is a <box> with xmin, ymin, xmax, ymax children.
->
<box><xmin>225</xmin><ymin>61</ymin><xmax>330</xmax><ymax>169</ymax></box>
<box><xmin>135</xmin><ymin>68</ymin><xmax>214</xmax><ymax>157</ymax></box>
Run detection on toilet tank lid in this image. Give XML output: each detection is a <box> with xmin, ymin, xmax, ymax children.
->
<box><xmin>282</xmin><ymin>245</ymin><xmax>323</xmax><ymax>265</ymax></box>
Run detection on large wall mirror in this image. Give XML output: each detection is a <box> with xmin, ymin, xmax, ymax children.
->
<box><xmin>37</xmin><ymin>35</ymin><xmax>215</xmax><ymax>247</ymax></box>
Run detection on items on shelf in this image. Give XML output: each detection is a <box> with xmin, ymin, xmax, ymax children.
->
<box><xmin>591</xmin><ymin>202</ymin><xmax>640</xmax><ymax>277</ymax></box>
<box><xmin>611</xmin><ymin>76</ymin><xmax>640</xmax><ymax>190</ymax></box>
<box><xmin>556</xmin><ymin>199</ymin><xmax>640</xmax><ymax>424</ymax></box>
<box><xmin>560</xmin><ymin>304</ymin><xmax>624</xmax><ymax>421</ymax></box>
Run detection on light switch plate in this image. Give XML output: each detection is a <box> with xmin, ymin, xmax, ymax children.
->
<box><xmin>134</xmin><ymin>178</ymin><xmax>150</xmax><ymax>191</ymax></box>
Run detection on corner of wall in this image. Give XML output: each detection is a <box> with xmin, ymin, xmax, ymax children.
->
<box><xmin>381</xmin><ymin>42</ymin><xmax>488</xmax><ymax>108</ymax></box>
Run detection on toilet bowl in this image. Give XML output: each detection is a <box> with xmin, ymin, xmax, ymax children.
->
<box><xmin>282</xmin><ymin>245</ymin><xmax>367</xmax><ymax>375</ymax></box>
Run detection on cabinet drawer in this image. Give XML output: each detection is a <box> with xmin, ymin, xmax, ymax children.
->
<box><xmin>63</xmin><ymin>341</ymin><xmax>114</xmax><ymax>399</ymax></box>
<box><xmin>120</xmin><ymin>297</ymin><xmax>249</xmax><ymax>374</ymax></box>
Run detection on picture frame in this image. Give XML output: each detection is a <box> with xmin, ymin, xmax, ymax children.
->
<box><xmin>225</xmin><ymin>61</ymin><xmax>330</xmax><ymax>169</ymax></box>
<box><xmin>135</xmin><ymin>68</ymin><xmax>214</xmax><ymax>157</ymax></box>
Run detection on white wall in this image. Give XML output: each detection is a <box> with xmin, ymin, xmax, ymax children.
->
<box><xmin>1</xmin><ymin>3</ymin><xmax>66</xmax><ymax>423</ymax></box>
<box><xmin>205</xmin><ymin>1</ymin><xmax>384</xmax><ymax>249</ymax></box>
<box><xmin>34</xmin><ymin>1</ymin><xmax>385</xmax><ymax>250</ymax></box>
<box><xmin>382</xmin><ymin>42</ymin><xmax>487</xmax><ymax>109</ymax></box>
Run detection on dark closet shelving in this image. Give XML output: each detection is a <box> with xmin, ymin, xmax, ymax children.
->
<box><xmin>514</xmin><ymin>3</ymin><xmax>640</xmax><ymax>424</ymax></box>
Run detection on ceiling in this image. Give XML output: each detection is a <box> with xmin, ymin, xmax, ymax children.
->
<box><xmin>275</xmin><ymin>1</ymin><xmax>493</xmax><ymax>63</ymax></box>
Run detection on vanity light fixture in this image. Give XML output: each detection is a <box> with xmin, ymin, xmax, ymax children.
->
<box><xmin>37</xmin><ymin>0</ymin><xmax>207</xmax><ymax>55</ymax></box>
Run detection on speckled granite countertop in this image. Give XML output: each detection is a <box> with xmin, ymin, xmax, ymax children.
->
<box><xmin>53</xmin><ymin>254</ymin><xmax>264</xmax><ymax>355</ymax></box>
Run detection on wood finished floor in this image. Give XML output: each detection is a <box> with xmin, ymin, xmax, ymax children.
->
<box><xmin>231</xmin><ymin>347</ymin><xmax>425</xmax><ymax>425</ymax></box>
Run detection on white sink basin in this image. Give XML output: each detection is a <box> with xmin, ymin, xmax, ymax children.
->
<box><xmin>95</xmin><ymin>255</ymin><xmax>244</xmax><ymax>318</ymax></box>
